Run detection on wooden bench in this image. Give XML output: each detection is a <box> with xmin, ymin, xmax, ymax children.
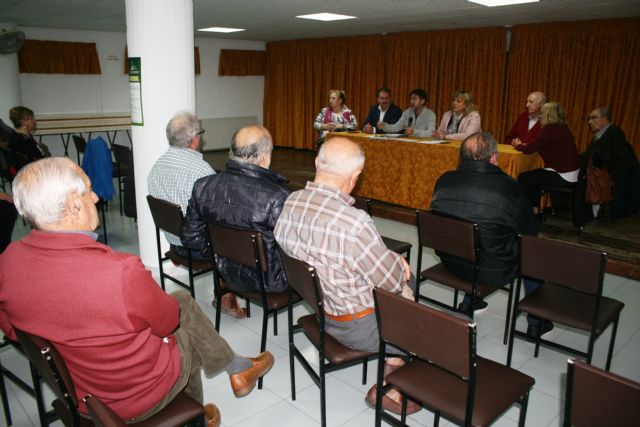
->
<box><xmin>34</xmin><ymin>112</ymin><xmax>132</xmax><ymax>156</ymax></box>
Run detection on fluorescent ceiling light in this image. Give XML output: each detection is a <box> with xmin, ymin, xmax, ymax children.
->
<box><xmin>296</xmin><ymin>13</ymin><xmax>357</xmax><ymax>22</ymax></box>
<box><xmin>467</xmin><ymin>0</ymin><xmax>539</xmax><ymax>6</ymax></box>
<box><xmin>198</xmin><ymin>27</ymin><xmax>245</xmax><ymax>33</ymax></box>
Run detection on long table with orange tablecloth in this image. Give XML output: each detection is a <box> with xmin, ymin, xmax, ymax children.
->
<box><xmin>327</xmin><ymin>132</ymin><xmax>543</xmax><ymax>210</ymax></box>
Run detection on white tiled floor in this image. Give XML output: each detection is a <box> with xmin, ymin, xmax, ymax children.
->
<box><xmin>2</xmin><ymin>201</ymin><xmax>639</xmax><ymax>427</ymax></box>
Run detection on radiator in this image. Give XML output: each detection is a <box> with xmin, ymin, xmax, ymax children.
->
<box><xmin>200</xmin><ymin>116</ymin><xmax>259</xmax><ymax>151</ymax></box>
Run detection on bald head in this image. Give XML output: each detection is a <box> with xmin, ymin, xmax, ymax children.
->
<box><xmin>460</xmin><ymin>132</ymin><xmax>498</xmax><ymax>165</ymax></box>
<box><xmin>526</xmin><ymin>91</ymin><xmax>547</xmax><ymax>116</ymax></box>
<box><xmin>229</xmin><ymin>125</ymin><xmax>273</xmax><ymax>167</ymax></box>
<box><xmin>315</xmin><ymin>137</ymin><xmax>365</xmax><ymax>194</ymax></box>
<box><xmin>317</xmin><ymin>137</ymin><xmax>365</xmax><ymax>177</ymax></box>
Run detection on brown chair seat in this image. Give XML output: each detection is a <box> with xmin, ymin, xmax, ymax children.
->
<box><xmin>85</xmin><ymin>392</ymin><xmax>204</xmax><ymax>427</ymax></box>
<box><xmin>518</xmin><ymin>284</ymin><xmax>625</xmax><ymax>334</ymax></box>
<box><xmin>278</xmin><ymin>247</ymin><xmax>374</xmax><ymax>427</ymax></box>
<box><xmin>373</xmin><ymin>289</ymin><xmax>534</xmax><ymax>426</ymax></box>
<box><xmin>415</xmin><ymin>210</ymin><xmax>516</xmax><ymax>345</ymax></box>
<box><xmin>298</xmin><ymin>315</ymin><xmax>374</xmax><ymax>365</ymax></box>
<box><xmin>421</xmin><ymin>263</ymin><xmax>502</xmax><ymax>297</ymax></box>
<box><xmin>244</xmin><ymin>290</ymin><xmax>299</xmax><ymax>311</ymax></box>
<box><xmin>147</xmin><ymin>195</ymin><xmax>213</xmax><ymax>298</ymax></box>
<box><xmin>381</xmin><ymin>236</ymin><xmax>412</xmax><ymax>257</ymax></box>
<box><xmin>507</xmin><ymin>235</ymin><xmax>624</xmax><ymax>371</ymax></box>
<box><xmin>165</xmin><ymin>250</ymin><xmax>213</xmax><ymax>274</ymax></box>
<box><xmin>389</xmin><ymin>358</ymin><xmax>534</xmax><ymax>427</ymax></box>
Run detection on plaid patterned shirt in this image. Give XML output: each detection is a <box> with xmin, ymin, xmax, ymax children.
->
<box><xmin>275</xmin><ymin>182</ymin><xmax>404</xmax><ymax>315</ymax></box>
<box><xmin>147</xmin><ymin>147</ymin><xmax>214</xmax><ymax>245</ymax></box>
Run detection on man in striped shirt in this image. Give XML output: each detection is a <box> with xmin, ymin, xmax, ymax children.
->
<box><xmin>275</xmin><ymin>137</ymin><xmax>419</xmax><ymax>414</ymax></box>
<box><xmin>148</xmin><ymin>111</ymin><xmax>215</xmax><ymax>258</ymax></box>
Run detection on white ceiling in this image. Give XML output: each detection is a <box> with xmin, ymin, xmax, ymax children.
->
<box><xmin>0</xmin><ymin>0</ymin><xmax>639</xmax><ymax>41</ymax></box>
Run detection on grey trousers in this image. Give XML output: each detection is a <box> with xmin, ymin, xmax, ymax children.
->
<box><xmin>131</xmin><ymin>291</ymin><xmax>234</xmax><ymax>422</ymax></box>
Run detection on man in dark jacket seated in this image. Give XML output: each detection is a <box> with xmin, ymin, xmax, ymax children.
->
<box><xmin>430</xmin><ymin>132</ymin><xmax>551</xmax><ymax>336</ymax></box>
<box><xmin>361</xmin><ymin>87</ymin><xmax>403</xmax><ymax>134</ymax></box>
<box><xmin>182</xmin><ymin>125</ymin><xmax>291</xmax><ymax>297</ymax></box>
<box><xmin>581</xmin><ymin>107</ymin><xmax>640</xmax><ymax>220</ymax></box>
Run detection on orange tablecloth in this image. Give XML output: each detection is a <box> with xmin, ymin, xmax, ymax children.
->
<box><xmin>327</xmin><ymin>132</ymin><xmax>543</xmax><ymax>210</ymax></box>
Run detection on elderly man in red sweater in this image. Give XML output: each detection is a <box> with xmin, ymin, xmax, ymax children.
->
<box><xmin>505</xmin><ymin>91</ymin><xmax>546</xmax><ymax>145</ymax></box>
<box><xmin>0</xmin><ymin>157</ymin><xmax>273</xmax><ymax>426</ymax></box>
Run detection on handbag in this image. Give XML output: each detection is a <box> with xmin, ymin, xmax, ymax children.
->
<box><xmin>585</xmin><ymin>155</ymin><xmax>614</xmax><ymax>204</ymax></box>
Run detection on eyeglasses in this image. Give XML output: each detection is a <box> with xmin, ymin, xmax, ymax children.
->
<box><xmin>587</xmin><ymin>115</ymin><xmax>602</xmax><ymax>121</ymax></box>
<box><xmin>196</xmin><ymin>129</ymin><xmax>205</xmax><ymax>136</ymax></box>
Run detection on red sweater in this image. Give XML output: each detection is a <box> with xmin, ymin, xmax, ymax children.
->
<box><xmin>505</xmin><ymin>111</ymin><xmax>541</xmax><ymax>145</ymax></box>
<box><xmin>516</xmin><ymin>124</ymin><xmax>580</xmax><ymax>173</ymax></box>
<box><xmin>0</xmin><ymin>231</ymin><xmax>181</xmax><ymax>420</ymax></box>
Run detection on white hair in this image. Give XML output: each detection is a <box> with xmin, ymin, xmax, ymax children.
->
<box><xmin>316</xmin><ymin>140</ymin><xmax>365</xmax><ymax>177</ymax></box>
<box><xmin>12</xmin><ymin>157</ymin><xmax>87</xmax><ymax>229</ymax></box>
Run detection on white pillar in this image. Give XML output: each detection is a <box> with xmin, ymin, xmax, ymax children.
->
<box><xmin>0</xmin><ymin>22</ymin><xmax>22</xmax><ymax>126</ymax></box>
<box><xmin>125</xmin><ymin>0</ymin><xmax>195</xmax><ymax>266</ymax></box>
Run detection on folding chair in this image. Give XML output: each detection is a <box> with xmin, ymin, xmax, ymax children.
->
<box><xmin>0</xmin><ymin>336</ymin><xmax>58</xmax><ymax>426</ymax></box>
<box><xmin>564</xmin><ymin>358</ymin><xmax>640</xmax><ymax>426</ymax></box>
<box><xmin>279</xmin><ymin>247</ymin><xmax>375</xmax><ymax>427</ymax></box>
<box><xmin>507</xmin><ymin>235</ymin><xmax>624</xmax><ymax>370</ymax></box>
<box><xmin>146</xmin><ymin>195</ymin><xmax>214</xmax><ymax>298</ymax></box>
<box><xmin>415</xmin><ymin>210</ymin><xmax>516</xmax><ymax>344</ymax></box>
<box><xmin>207</xmin><ymin>222</ymin><xmax>296</xmax><ymax>389</ymax></box>
<box><xmin>374</xmin><ymin>289</ymin><xmax>534</xmax><ymax>427</ymax></box>
<box><xmin>14</xmin><ymin>328</ymin><xmax>204</xmax><ymax>427</ymax></box>
<box><xmin>352</xmin><ymin>197</ymin><xmax>412</xmax><ymax>262</ymax></box>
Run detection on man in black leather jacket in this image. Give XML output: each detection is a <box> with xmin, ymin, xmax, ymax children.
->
<box><xmin>182</xmin><ymin>125</ymin><xmax>290</xmax><ymax>295</ymax></box>
<box><xmin>430</xmin><ymin>132</ymin><xmax>549</xmax><ymax>336</ymax></box>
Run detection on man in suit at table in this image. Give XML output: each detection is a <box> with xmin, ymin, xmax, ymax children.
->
<box><xmin>505</xmin><ymin>91</ymin><xmax>546</xmax><ymax>145</ymax></box>
<box><xmin>362</xmin><ymin>87</ymin><xmax>403</xmax><ymax>134</ymax></box>
<box><xmin>376</xmin><ymin>88</ymin><xmax>436</xmax><ymax>137</ymax></box>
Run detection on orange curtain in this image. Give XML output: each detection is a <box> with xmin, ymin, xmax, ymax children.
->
<box><xmin>506</xmin><ymin>18</ymin><xmax>640</xmax><ymax>157</ymax></box>
<box><xmin>385</xmin><ymin>28</ymin><xmax>507</xmax><ymax>142</ymax></box>
<box><xmin>123</xmin><ymin>46</ymin><xmax>201</xmax><ymax>74</ymax></box>
<box><xmin>264</xmin><ymin>35</ymin><xmax>385</xmax><ymax>149</ymax></box>
<box><xmin>19</xmin><ymin>40</ymin><xmax>101</xmax><ymax>74</ymax></box>
<box><xmin>219</xmin><ymin>49</ymin><xmax>265</xmax><ymax>76</ymax></box>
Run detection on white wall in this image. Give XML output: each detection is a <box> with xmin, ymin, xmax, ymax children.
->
<box><xmin>15</xmin><ymin>26</ymin><xmax>265</xmax><ymax>156</ymax></box>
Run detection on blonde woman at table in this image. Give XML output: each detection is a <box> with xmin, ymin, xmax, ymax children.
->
<box><xmin>313</xmin><ymin>89</ymin><xmax>358</xmax><ymax>146</ymax></box>
<box><xmin>433</xmin><ymin>90</ymin><xmax>481</xmax><ymax>141</ymax></box>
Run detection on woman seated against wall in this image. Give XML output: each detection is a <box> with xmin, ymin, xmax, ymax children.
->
<box><xmin>313</xmin><ymin>89</ymin><xmax>358</xmax><ymax>146</ymax></box>
<box><xmin>512</xmin><ymin>102</ymin><xmax>580</xmax><ymax>214</ymax></box>
<box><xmin>432</xmin><ymin>90</ymin><xmax>481</xmax><ymax>141</ymax></box>
<box><xmin>8</xmin><ymin>106</ymin><xmax>51</xmax><ymax>165</ymax></box>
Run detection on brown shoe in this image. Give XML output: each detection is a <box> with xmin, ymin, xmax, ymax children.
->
<box><xmin>203</xmin><ymin>403</ymin><xmax>221</xmax><ymax>427</ymax></box>
<box><xmin>229</xmin><ymin>352</ymin><xmax>274</xmax><ymax>398</ymax></box>
<box><xmin>219</xmin><ymin>293</ymin><xmax>247</xmax><ymax>319</ymax></box>
<box><xmin>365</xmin><ymin>385</ymin><xmax>421</xmax><ymax>415</ymax></box>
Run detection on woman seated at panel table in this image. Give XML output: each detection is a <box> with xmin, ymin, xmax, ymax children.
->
<box><xmin>432</xmin><ymin>90</ymin><xmax>482</xmax><ymax>141</ymax></box>
<box><xmin>512</xmin><ymin>101</ymin><xmax>580</xmax><ymax>214</ymax></box>
<box><xmin>313</xmin><ymin>89</ymin><xmax>358</xmax><ymax>146</ymax></box>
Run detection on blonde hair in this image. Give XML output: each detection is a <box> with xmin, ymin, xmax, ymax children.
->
<box><xmin>540</xmin><ymin>102</ymin><xmax>567</xmax><ymax>126</ymax></box>
<box><xmin>329</xmin><ymin>89</ymin><xmax>346</xmax><ymax>105</ymax></box>
<box><xmin>451</xmin><ymin>90</ymin><xmax>477</xmax><ymax>116</ymax></box>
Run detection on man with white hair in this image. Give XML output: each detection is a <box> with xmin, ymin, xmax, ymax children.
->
<box><xmin>182</xmin><ymin>125</ymin><xmax>290</xmax><ymax>298</ymax></box>
<box><xmin>275</xmin><ymin>136</ymin><xmax>418</xmax><ymax>415</ymax></box>
<box><xmin>505</xmin><ymin>91</ymin><xmax>546</xmax><ymax>145</ymax></box>
<box><xmin>148</xmin><ymin>111</ymin><xmax>214</xmax><ymax>260</ymax></box>
<box><xmin>0</xmin><ymin>157</ymin><xmax>274</xmax><ymax>426</ymax></box>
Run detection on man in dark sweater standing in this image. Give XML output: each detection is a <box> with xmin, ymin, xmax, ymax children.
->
<box><xmin>430</xmin><ymin>132</ymin><xmax>552</xmax><ymax>336</ymax></box>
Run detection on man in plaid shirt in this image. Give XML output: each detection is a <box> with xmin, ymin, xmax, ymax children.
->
<box><xmin>275</xmin><ymin>137</ymin><xmax>419</xmax><ymax>415</ymax></box>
